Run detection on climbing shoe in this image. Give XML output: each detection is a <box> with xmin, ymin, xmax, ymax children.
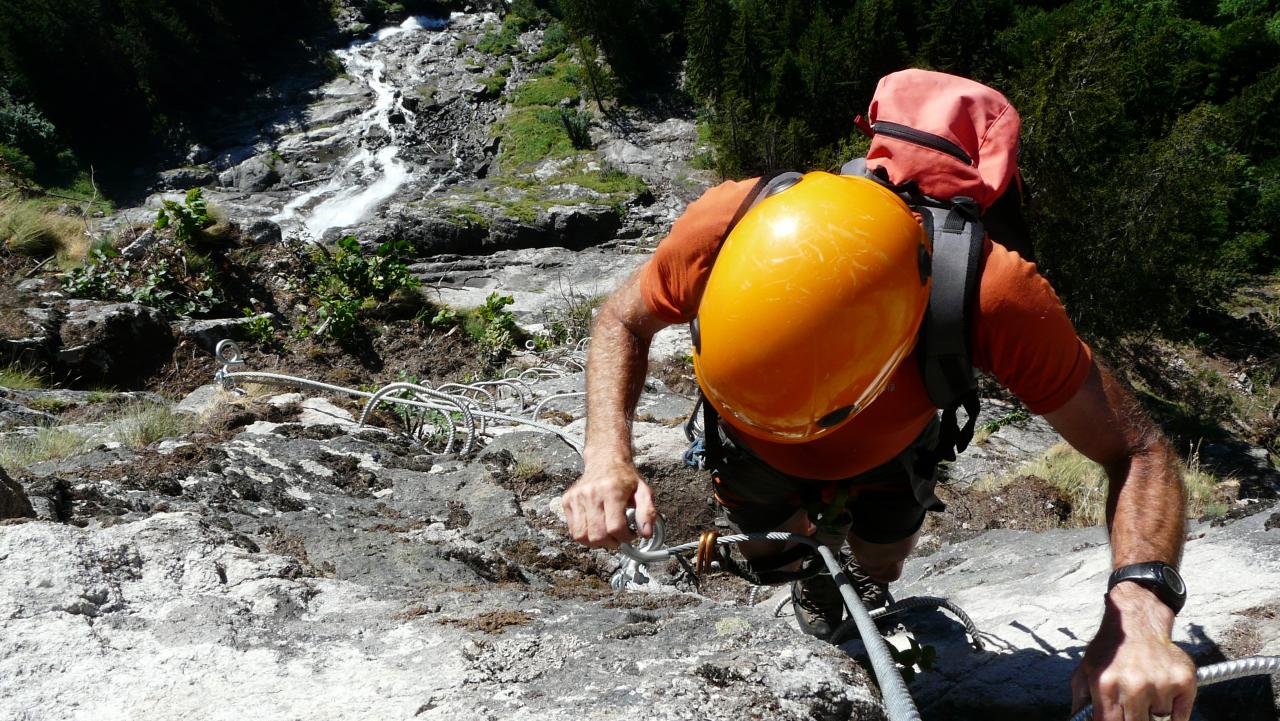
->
<box><xmin>791</xmin><ymin>566</ymin><xmax>845</xmax><ymax>641</ymax></box>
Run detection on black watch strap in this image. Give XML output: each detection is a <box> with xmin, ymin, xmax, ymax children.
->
<box><xmin>1108</xmin><ymin>562</ymin><xmax>1187</xmax><ymax>614</ymax></box>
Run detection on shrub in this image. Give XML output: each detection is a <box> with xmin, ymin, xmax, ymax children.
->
<box><xmin>154</xmin><ymin>188</ymin><xmax>213</xmax><ymax>246</ymax></box>
<box><xmin>305</xmin><ymin>236</ymin><xmax>419</xmax><ymax>344</ymax></box>
<box><xmin>559</xmin><ymin>109</ymin><xmax>593</xmax><ymax>150</ymax></box>
<box><xmin>62</xmin><ymin>245</ymin><xmax>227</xmax><ymax>318</ymax></box>
<box><xmin>461</xmin><ymin>292</ymin><xmax>522</xmax><ymax>358</ymax></box>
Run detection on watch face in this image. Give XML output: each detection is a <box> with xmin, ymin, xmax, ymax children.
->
<box><xmin>1162</xmin><ymin>565</ymin><xmax>1185</xmax><ymax>595</ymax></box>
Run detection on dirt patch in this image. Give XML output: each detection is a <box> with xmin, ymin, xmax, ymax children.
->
<box><xmin>260</xmin><ymin>526</ymin><xmax>336</xmax><ymax>578</ymax></box>
<box><xmin>313</xmin><ymin>451</ymin><xmax>388</xmax><ymax>497</ymax></box>
<box><xmin>927</xmin><ymin>475</ymin><xmax>1074</xmax><ymax>546</ymax></box>
<box><xmin>441</xmin><ymin>609</ymin><xmax>534</xmax><ymax>634</ymax></box>
<box><xmin>650</xmin><ymin>354</ymin><xmax>698</xmax><ymax>397</ymax></box>
<box><xmin>638</xmin><ymin>461</ymin><xmax>720</xmax><ymax>544</ymax></box>
<box><xmin>603</xmin><ymin>592</ymin><xmax>702</xmax><ymax>611</ymax></box>
<box><xmin>487</xmin><ymin>451</ymin><xmax>577</xmax><ymax>501</ymax></box>
<box><xmin>394</xmin><ymin>603</ymin><xmax>442</xmax><ymax>620</ymax></box>
<box><xmin>501</xmin><ymin>537</ymin><xmax>604</xmax><ymax>578</ymax></box>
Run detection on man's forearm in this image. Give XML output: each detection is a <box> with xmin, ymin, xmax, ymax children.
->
<box><xmin>583</xmin><ymin>294</ymin><xmax>653</xmax><ymax>467</ymax></box>
<box><xmin>1098</xmin><ymin>368</ymin><xmax>1186</xmax><ymax>569</ymax></box>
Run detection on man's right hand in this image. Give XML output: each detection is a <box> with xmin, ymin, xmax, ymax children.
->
<box><xmin>562</xmin><ymin>458</ymin><xmax>657</xmax><ymax>549</ymax></box>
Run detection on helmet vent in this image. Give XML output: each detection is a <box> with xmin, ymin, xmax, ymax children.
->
<box><xmin>817</xmin><ymin>405</ymin><xmax>855</xmax><ymax>428</ymax></box>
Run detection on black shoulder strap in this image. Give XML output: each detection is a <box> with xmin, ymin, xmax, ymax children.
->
<box><xmin>917</xmin><ymin>203</ymin><xmax>985</xmax><ymax>456</ymax></box>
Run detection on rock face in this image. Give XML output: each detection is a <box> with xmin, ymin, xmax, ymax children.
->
<box><xmin>56</xmin><ymin>301</ymin><xmax>174</xmax><ymax>385</ymax></box>
<box><xmin>889</xmin><ymin>508</ymin><xmax>1280</xmax><ymax>721</ymax></box>
<box><xmin>0</xmin><ymin>408</ymin><xmax>885</xmax><ymax>720</ymax></box>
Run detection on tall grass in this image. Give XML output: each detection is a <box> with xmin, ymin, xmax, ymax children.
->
<box><xmin>109</xmin><ymin>401</ymin><xmax>196</xmax><ymax>448</ymax></box>
<box><xmin>0</xmin><ymin>198</ymin><xmax>88</xmax><ymax>262</ymax></box>
<box><xmin>0</xmin><ymin>365</ymin><xmax>44</xmax><ymax>390</ymax></box>
<box><xmin>983</xmin><ymin>442</ymin><xmax>1225</xmax><ymax>527</ymax></box>
<box><xmin>0</xmin><ymin>427</ymin><xmax>90</xmax><ymax>473</ymax></box>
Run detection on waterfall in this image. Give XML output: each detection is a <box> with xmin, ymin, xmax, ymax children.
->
<box><xmin>272</xmin><ymin>15</ymin><xmax>450</xmax><ymax>241</ymax></box>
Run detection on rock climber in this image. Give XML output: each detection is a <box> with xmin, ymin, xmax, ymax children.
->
<box><xmin>563</xmin><ymin>70</ymin><xmax>1198</xmax><ymax>721</ymax></box>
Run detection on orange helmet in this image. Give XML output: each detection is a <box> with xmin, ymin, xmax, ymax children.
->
<box><xmin>692</xmin><ymin>171</ymin><xmax>931</xmax><ymax>443</ymax></box>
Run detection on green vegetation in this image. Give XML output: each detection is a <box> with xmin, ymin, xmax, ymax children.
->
<box><xmin>982</xmin><ymin>442</ymin><xmax>1226</xmax><ymax>527</ymax></box>
<box><xmin>110</xmin><ymin>401</ymin><xmax>196</xmax><ymax>448</ymax></box>
<box><xmin>154</xmin><ymin>189</ymin><xmax>212</xmax><ymax>246</ymax></box>
<box><xmin>494</xmin><ymin>108</ymin><xmax>579</xmax><ymax>169</ymax></box>
<box><xmin>0</xmin><ymin>365</ymin><xmax>44</xmax><ymax>390</ymax></box>
<box><xmin>0</xmin><ymin>1</ymin><xmax>340</xmax><ymax>186</ymax></box>
<box><xmin>63</xmin><ymin>244</ymin><xmax>227</xmax><ymax>318</ymax></box>
<box><xmin>0</xmin><ymin>426</ymin><xmax>90</xmax><ymax>473</ymax></box>
<box><xmin>971</xmin><ymin>408</ymin><xmax>1031</xmax><ymax>446</ymax></box>
<box><xmin>464</xmin><ymin>292</ymin><xmax>522</xmax><ymax>357</ymax></box>
<box><xmin>304</xmin><ymin>236</ymin><xmax>420</xmax><ymax>345</ymax></box>
<box><xmin>241</xmin><ymin>309</ymin><xmax>276</xmax><ymax>347</ymax></box>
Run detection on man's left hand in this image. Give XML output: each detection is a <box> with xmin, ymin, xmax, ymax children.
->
<box><xmin>1071</xmin><ymin>583</ymin><xmax>1196</xmax><ymax>721</ymax></box>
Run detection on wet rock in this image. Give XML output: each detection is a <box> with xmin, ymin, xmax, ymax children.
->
<box><xmin>56</xmin><ymin>301</ymin><xmax>174</xmax><ymax>387</ymax></box>
<box><xmin>0</xmin><ymin>468</ymin><xmax>34</xmax><ymax>520</ymax></box>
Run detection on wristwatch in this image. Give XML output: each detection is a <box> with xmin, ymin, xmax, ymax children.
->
<box><xmin>1107</xmin><ymin>562</ymin><xmax>1187</xmax><ymax>613</ymax></box>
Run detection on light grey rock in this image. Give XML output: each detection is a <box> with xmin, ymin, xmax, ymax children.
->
<box><xmin>171</xmin><ymin>314</ymin><xmax>275</xmax><ymax>353</ymax></box>
<box><xmin>56</xmin><ymin>301</ymin><xmax>174</xmax><ymax>386</ymax></box>
<box><xmin>174</xmin><ymin>383</ymin><xmax>232</xmax><ymax>417</ymax></box>
<box><xmin>893</xmin><ymin>510</ymin><xmax>1280</xmax><ymax>720</ymax></box>
<box><xmin>0</xmin><ymin>512</ymin><xmax>884</xmax><ymax>721</ymax></box>
<box><xmin>944</xmin><ymin>399</ymin><xmax>1063</xmax><ymax>487</ymax></box>
<box><xmin>120</xmin><ymin>227</ymin><xmax>161</xmax><ymax>259</ymax></box>
<box><xmin>224</xmin><ymin>156</ymin><xmax>280</xmax><ymax>193</ymax></box>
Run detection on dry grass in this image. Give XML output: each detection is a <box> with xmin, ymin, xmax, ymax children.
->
<box><xmin>0</xmin><ymin>365</ymin><xmax>44</xmax><ymax>390</ymax></box>
<box><xmin>0</xmin><ymin>426</ymin><xmax>91</xmax><ymax>473</ymax></box>
<box><xmin>0</xmin><ymin>198</ymin><xmax>89</xmax><ymax>262</ymax></box>
<box><xmin>109</xmin><ymin>401</ymin><xmax>198</xmax><ymax>448</ymax></box>
<box><xmin>980</xmin><ymin>442</ymin><xmax>1227</xmax><ymax>527</ymax></box>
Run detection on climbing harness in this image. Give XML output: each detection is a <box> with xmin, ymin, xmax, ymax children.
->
<box><xmin>212</xmin><ymin>338</ymin><xmax>588</xmax><ymax>455</ymax></box>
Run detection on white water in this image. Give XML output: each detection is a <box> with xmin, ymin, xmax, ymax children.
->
<box><xmin>272</xmin><ymin>16</ymin><xmax>450</xmax><ymax>240</ymax></box>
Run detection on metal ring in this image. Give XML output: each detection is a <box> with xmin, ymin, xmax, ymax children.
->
<box><xmin>214</xmin><ymin>339</ymin><xmax>244</xmax><ymax>365</ymax></box>
<box><xmin>1150</xmin><ymin>714</ymin><xmax>1172</xmax><ymax>721</ymax></box>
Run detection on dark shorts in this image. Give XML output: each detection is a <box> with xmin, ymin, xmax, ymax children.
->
<box><xmin>709</xmin><ymin>418</ymin><xmax>945</xmax><ymax>544</ymax></box>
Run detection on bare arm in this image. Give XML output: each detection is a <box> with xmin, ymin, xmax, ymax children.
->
<box><xmin>1044</xmin><ymin>361</ymin><xmax>1196</xmax><ymax>721</ymax></box>
<box><xmin>563</xmin><ymin>269</ymin><xmax>671</xmax><ymax>548</ymax></box>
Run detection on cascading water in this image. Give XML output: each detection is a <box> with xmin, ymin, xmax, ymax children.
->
<box><xmin>272</xmin><ymin>15</ymin><xmax>449</xmax><ymax>240</ymax></box>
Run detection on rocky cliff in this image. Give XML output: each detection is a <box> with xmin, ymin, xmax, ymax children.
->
<box><xmin>2</xmin><ymin>8</ymin><xmax>1279</xmax><ymax>721</ymax></box>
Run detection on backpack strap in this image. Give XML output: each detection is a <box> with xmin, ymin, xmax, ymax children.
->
<box><xmin>916</xmin><ymin>203</ymin><xmax>985</xmax><ymax>460</ymax></box>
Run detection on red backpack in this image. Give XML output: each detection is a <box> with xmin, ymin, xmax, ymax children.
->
<box><xmin>697</xmin><ymin>69</ymin><xmax>1032</xmax><ymax>467</ymax></box>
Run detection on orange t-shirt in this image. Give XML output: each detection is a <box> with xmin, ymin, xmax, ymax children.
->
<box><xmin>640</xmin><ymin>179</ymin><xmax>1093</xmax><ymax>480</ymax></box>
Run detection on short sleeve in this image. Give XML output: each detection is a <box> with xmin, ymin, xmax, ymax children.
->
<box><xmin>639</xmin><ymin>179</ymin><xmax>759</xmax><ymax>324</ymax></box>
<box><xmin>972</xmin><ymin>242</ymin><xmax>1093</xmax><ymax>415</ymax></box>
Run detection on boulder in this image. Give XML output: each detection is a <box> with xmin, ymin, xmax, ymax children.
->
<box><xmin>56</xmin><ymin>301</ymin><xmax>174</xmax><ymax>387</ymax></box>
<box><xmin>154</xmin><ymin>167</ymin><xmax>217</xmax><ymax>191</ymax></box>
<box><xmin>547</xmin><ymin>203</ymin><xmax>622</xmax><ymax>249</ymax></box>
<box><xmin>0</xmin><ymin>397</ymin><xmax>58</xmax><ymax>430</ymax></box>
<box><xmin>120</xmin><ymin>228</ymin><xmax>161</xmax><ymax>260</ymax></box>
<box><xmin>244</xmin><ymin>220</ymin><xmax>283</xmax><ymax>245</ymax></box>
<box><xmin>171</xmin><ymin>314</ymin><xmax>275</xmax><ymax>354</ymax></box>
<box><xmin>220</xmin><ymin>156</ymin><xmax>280</xmax><ymax>193</ymax></box>
<box><xmin>0</xmin><ymin>468</ymin><xmax>34</xmax><ymax>520</ymax></box>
